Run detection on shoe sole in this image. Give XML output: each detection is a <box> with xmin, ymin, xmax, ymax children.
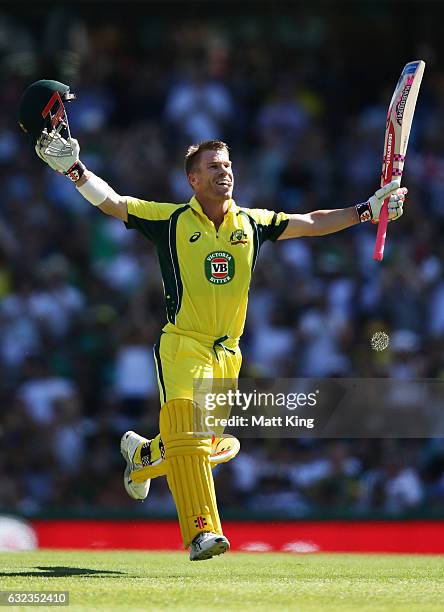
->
<box><xmin>191</xmin><ymin>538</ymin><xmax>229</xmax><ymax>561</ymax></box>
<box><xmin>121</xmin><ymin>446</ymin><xmax>139</xmax><ymax>500</ymax></box>
<box><xmin>120</xmin><ymin>432</ymin><xmax>148</xmax><ymax>501</ymax></box>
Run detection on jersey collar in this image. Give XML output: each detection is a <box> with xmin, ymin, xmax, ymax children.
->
<box><xmin>189</xmin><ymin>196</ymin><xmax>239</xmax><ymax>217</ymax></box>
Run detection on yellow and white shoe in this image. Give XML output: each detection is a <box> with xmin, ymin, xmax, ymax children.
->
<box><xmin>120</xmin><ymin>431</ymin><xmax>152</xmax><ymax>501</ymax></box>
<box><xmin>189</xmin><ymin>532</ymin><xmax>230</xmax><ymax>561</ymax></box>
<box><xmin>210</xmin><ymin>434</ymin><xmax>241</xmax><ymax>466</ymax></box>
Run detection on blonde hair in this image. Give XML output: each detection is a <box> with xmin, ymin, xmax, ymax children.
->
<box><xmin>185</xmin><ymin>140</ymin><xmax>229</xmax><ymax>175</ymax></box>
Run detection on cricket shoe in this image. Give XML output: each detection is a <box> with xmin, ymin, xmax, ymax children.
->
<box><xmin>189</xmin><ymin>532</ymin><xmax>230</xmax><ymax>561</ymax></box>
<box><xmin>120</xmin><ymin>431</ymin><xmax>151</xmax><ymax>501</ymax></box>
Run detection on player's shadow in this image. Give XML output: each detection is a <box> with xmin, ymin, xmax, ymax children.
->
<box><xmin>0</xmin><ymin>566</ymin><xmax>126</xmax><ymax>578</ymax></box>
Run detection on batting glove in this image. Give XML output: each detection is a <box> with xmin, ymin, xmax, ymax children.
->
<box><xmin>35</xmin><ymin>131</ymin><xmax>85</xmax><ymax>182</ymax></box>
<box><xmin>356</xmin><ymin>180</ymin><xmax>407</xmax><ymax>223</ymax></box>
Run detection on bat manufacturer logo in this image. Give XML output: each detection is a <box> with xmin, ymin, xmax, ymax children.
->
<box><xmin>395</xmin><ymin>80</ymin><xmax>413</xmax><ymax>125</ymax></box>
<box><xmin>383</xmin><ymin>128</ymin><xmax>394</xmax><ymax>182</ymax></box>
<box><xmin>386</xmin><ymin>132</ymin><xmax>393</xmax><ymax>158</ymax></box>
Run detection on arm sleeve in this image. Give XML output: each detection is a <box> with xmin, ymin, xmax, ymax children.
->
<box><xmin>125</xmin><ymin>198</ymin><xmax>180</xmax><ymax>243</ymax></box>
<box><xmin>245</xmin><ymin>208</ymin><xmax>289</xmax><ymax>245</ymax></box>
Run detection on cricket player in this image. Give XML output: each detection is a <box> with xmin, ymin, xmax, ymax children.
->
<box><xmin>19</xmin><ymin>80</ymin><xmax>407</xmax><ymax>561</ymax></box>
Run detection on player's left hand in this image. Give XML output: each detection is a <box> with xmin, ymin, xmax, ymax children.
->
<box><xmin>368</xmin><ymin>180</ymin><xmax>408</xmax><ymax>222</ymax></box>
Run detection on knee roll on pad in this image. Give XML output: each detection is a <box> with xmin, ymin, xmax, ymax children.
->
<box><xmin>160</xmin><ymin>398</ymin><xmax>222</xmax><ymax>547</ymax></box>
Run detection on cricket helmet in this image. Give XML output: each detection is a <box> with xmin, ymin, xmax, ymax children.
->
<box><xmin>18</xmin><ymin>79</ymin><xmax>76</xmax><ymax>145</ymax></box>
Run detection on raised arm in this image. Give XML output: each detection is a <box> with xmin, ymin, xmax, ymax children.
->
<box><xmin>278</xmin><ymin>181</ymin><xmax>407</xmax><ymax>240</ymax></box>
<box><xmin>75</xmin><ymin>170</ymin><xmax>128</xmax><ymax>221</ymax></box>
<box><xmin>35</xmin><ymin>134</ymin><xmax>129</xmax><ymax>221</ymax></box>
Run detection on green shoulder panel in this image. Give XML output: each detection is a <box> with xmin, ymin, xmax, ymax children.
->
<box><xmin>238</xmin><ymin>208</ymin><xmax>289</xmax><ymax>271</ymax></box>
<box><xmin>241</xmin><ymin>208</ymin><xmax>289</xmax><ymax>243</ymax></box>
<box><xmin>125</xmin><ymin>200</ymin><xmax>190</xmax><ymax>324</ymax></box>
<box><xmin>155</xmin><ymin>205</ymin><xmax>190</xmax><ymax>324</ymax></box>
<box><xmin>125</xmin><ymin>199</ymin><xmax>185</xmax><ymax>245</ymax></box>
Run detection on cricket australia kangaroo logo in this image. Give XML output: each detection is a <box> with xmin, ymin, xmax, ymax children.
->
<box><xmin>230</xmin><ymin>229</ymin><xmax>248</xmax><ymax>245</ymax></box>
<box><xmin>205</xmin><ymin>251</ymin><xmax>235</xmax><ymax>284</ymax></box>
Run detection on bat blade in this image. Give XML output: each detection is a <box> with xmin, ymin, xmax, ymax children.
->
<box><xmin>373</xmin><ymin>60</ymin><xmax>425</xmax><ymax>261</ymax></box>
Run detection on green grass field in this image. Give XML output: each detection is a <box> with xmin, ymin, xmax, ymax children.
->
<box><xmin>0</xmin><ymin>551</ymin><xmax>443</xmax><ymax>611</ymax></box>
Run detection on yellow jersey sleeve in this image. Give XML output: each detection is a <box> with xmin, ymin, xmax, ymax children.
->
<box><xmin>125</xmin><ymin>198</ymin><xmax>186</xmax><ymax>244</ymax></box>
<box><xmin>241</xmin><ymin>208</ymin><xmax>289</xmax><ymax>244</ymax></box>
<box><xmin>127</xmin><ymin>198</ymin><xmax>179</xmax><ymax>221</ymax></box>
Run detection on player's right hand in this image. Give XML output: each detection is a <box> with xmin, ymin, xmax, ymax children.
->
<box><xmin>368</xmin><ymin>180</ymin><xmax>408</xmax><ymax>222</ymax></box>
<box><xmin>35</xmin><ymin>132</ymin><xmax>85</xmax><ymax>182</ymax></box>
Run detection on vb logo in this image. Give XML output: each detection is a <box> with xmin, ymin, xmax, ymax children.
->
<box><xmin>204</xmin><ymin>251</ymin><xmax>235</xmax><ymax>284</ymax></box>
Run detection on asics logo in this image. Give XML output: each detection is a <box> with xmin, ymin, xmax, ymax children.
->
<box><xmin>190</xmin><ymin>232</ymin><xmax>201</xmax><ymax>243</ymax></box>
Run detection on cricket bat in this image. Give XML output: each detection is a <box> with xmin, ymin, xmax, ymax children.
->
<box><xmin>373</xmin><ymin>60</ymin><xmax>425</xmax><ymax>261</ymax></box>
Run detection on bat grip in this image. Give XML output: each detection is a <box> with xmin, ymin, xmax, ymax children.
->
<box><xmin>373</xmin><ymin>197</ymin><xmax>390</xmax><ymax>261</ymax></box>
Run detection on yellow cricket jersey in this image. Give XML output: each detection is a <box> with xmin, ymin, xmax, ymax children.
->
<box><xmin>125</xmin><ymin>196</ymin><xmax>289</xmax><ymax>347</ymax></box>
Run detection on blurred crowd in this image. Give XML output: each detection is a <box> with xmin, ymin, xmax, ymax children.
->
<box><xmin>1</xmin><ymin>4</ymin><xmax>444</xmax><ymax>518</ymax></box>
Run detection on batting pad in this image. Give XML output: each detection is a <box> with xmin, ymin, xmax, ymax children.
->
<box><xmin>160</xmin><ymin>398</ymin><xmax>222</xmax><ymax>548</ymax></box>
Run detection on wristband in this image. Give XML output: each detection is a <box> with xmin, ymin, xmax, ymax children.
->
<box><xmin>64</xmin><ymin>160</ymin><xmax>86</xmax><ymax>182</ymax></box>
<box><xmin>76</xmin><ymin>173</ymin><xmax>110</xmax><ymax>206</ymax></box>
<box><xmin>355</xmin><ymin>201</ymin><xmax>373</xmax><ymax>223</ymax></box>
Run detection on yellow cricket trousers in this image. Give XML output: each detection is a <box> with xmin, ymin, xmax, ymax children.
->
<box><xmin>153</xmin><ymin>331</ymin><xmax>242</xmax><ymax>406</ymax></box>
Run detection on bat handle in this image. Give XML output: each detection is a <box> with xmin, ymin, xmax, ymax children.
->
<box><xmin>373</xmin><ymin>197</ymin><xmax>390</xmax><ymax>261</ymax></box>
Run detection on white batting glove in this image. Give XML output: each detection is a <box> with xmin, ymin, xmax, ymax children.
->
<box><xmin>35</xmin><ymin>132</ymin><xmax>85</xmax><ymax>182</ymax></box>
<box><xmin>356</xmin><ymin>180</ymin><xmax>407</xmax><ymax>223</ymax></box>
